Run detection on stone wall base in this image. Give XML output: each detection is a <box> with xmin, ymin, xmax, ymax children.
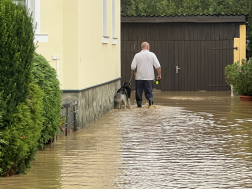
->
<box><xmin>61</xmin><ymin>79</ymin><xmax>121</xmax><ymax>130</ymax></box>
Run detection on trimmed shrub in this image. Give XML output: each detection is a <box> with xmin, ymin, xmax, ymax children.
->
<box><xmin>0</xmin><ymin>83</ymin><xmax>44</xmax><ymax>176</ymax></box>
<box><xmin>31</xmin><ymin>53</ymin><xmax>62</xmax><ymax>146</ymax></box>
<box><xmin>121</xmin><ymin>0</ymin><xmax>252</xmax><ymax>50</ymax></box>
<box><xmin>0</xmin><ymin>133</ymin><xmax>5</xmax><ymax>175</ymax></box>
<box><xmin>0</xmin><ymin>0</ymin><xmax>35</xmax><ymax>124</ymax></box>
<box><xmin>0</xmin><ymin>94</ymin><xmax>8</xmax><ymax>175</ymax></box>
<box><xmin>225</xmin><ymin>59</ymin><xmax>252</xmax><ymax>96</ymax></box>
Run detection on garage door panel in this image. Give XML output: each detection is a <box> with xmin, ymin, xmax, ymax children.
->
<box><xmin>191</xmin><ymin>41</ymin><xmax>198</xmax><ymax>91</ymax></box>
<box><xmin>121</xmin><ymin>22</ymin><xmax>237</xmax><ymax>91</ymax></box>
<box><xmin>205</xmin><ymin>41</ymin><xmax>212</xmax><ymax>91</ymax></box>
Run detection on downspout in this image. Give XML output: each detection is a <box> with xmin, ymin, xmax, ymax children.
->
<box><xmin>52</xmin><ymin>55</ymin><xmax>60</xmax><ymax>79</ymax></box>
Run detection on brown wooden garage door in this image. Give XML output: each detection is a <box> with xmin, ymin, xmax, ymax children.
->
<box><xmin>121</xmin><ymin>23</ymin><xmax>240</xmax><ymax>91</ymax></box>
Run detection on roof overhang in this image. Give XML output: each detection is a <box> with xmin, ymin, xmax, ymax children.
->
<box><xmin>121</xmin><ymin>15</ymin><xmax>247</xmax><ymax>23</ymax></box>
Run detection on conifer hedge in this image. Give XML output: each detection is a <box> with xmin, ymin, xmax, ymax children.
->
<box><xmin>0</xmin><ymin>83</ymin><xmax>44</xmax><ymax>176</ymax></box>
<box><xmin>0</xmin><ymin>1</ymin><xmax>62</xmax><ymax>176</ymax></box>
<box><xmin>0</xmin><ymin>0</ymin><xmax>45</xmax><ymax>176</ymax></box>
<box><xmin>31</xmin><ymin>53</ymin><xmax>62</xmax><ymax>147</ymax></box>
<box><xmin>0</xmin><ymin>0</ymin><xmax>35</xmax><ymax>124</ymax></box>
<box><xmin>0</xmin><ymin>94</ymin><xmax>7</xmax><ymax>175</ymax></box>
<box><xmin>121</xmin><ymin>0</ymin><xmax>252</xmax><ymax>51</ymax></box>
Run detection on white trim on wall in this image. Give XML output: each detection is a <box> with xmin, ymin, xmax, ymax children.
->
<box><xmin>27</xmin><ymin>0</ymin><xmax>37</xmax><ymax>33</ymax></box>
<box><xmin>34</xmin><ymin>0</ymin><xmax>41</xmax><ymax>34</ymax></box>
<box><xmin>13</xmin><ymin>0</ymin><xmax>25</xmax><ymax>5</ymax></box>
<box><xmin>103</xmin><ymin>0</ymin><xmax>107</xmax><ymax>36</ymax></box>
<box><xmin>112</xmin><ymin>38</ymin><xmax>117</xmax><ymax>45</ymax></box>
<box><xmin>102</xmin><ymin>0</ymin><xmax>109</xmax><ymax>44</ymax></box>
<box><xmin>34</xmin><ymin>34</ymin><xmax>48</xmax><ymax>43</ymax></box>
<box><xmin>102</xmin><ymin>36</ymin><xmax>109</xmax><ymax>44</ymax></box>
<box><xmin>29</xmin><ymin>0</ymin><xmax>40</xmax><ymax>34</ymax></box>
<box><xmin>112</xmin><ymin>0</ymin><xmax>117</xmax><ymax>45</ymax></box>
<box><xmin>112</xmin><ymin>0</ymin><xmax>115</xmax><ymax>38</ymax></box>
<box><xmin>26</xmin><ymin>0</ymin><xmax>48</xmax><ymax>43</ymax></box>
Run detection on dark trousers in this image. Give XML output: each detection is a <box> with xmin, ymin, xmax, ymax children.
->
<box><xmin>135</xmin><ymin>80</ymin><xmax>153</xmax><ymax>102</ymax></box>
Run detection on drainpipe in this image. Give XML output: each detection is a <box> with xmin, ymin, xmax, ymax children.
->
<box><xmin>52</xmin><ymin>55</ymin><xmax>60</xmax><ymax>79</ymax></box>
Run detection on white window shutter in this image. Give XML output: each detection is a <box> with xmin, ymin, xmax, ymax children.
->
<box><xmin>103</xmin><ymin>0</ymin><xmax>107</xmax><ymax>36</ymax></box>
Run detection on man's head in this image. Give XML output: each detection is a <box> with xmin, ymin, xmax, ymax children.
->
<box><xmin>141</xmin><ymin>42</ymin><xmax>150</xmax><ymax>50</ymax></box>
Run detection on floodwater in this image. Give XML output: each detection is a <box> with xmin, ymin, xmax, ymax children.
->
<box><xmin>1</xmin><ymin>91</ymin><xmax>252</xmax><ymax>188</ymax></box>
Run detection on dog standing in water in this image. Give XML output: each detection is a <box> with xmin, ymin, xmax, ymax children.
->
<box><xmin>114</xmin><ymin>93</ymin><xmax>128</xmax><ymax>109</ymax></box>
<box><xmin>114</xmin><ymin>83</ymin><xmax>132</xmax><ymax>109</ymax></box>
<box><xmin>121</xmin><ymin>82</ymin><xmax>132</xmax><ymax>99</ymax></box>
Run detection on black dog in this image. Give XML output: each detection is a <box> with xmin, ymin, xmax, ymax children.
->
<box><xmin>120</xmin><ymin>82</ymin><xmax>132</xmax><ymax>99</ymax></box>
<box><xmin>114</xmin><ymin>82</ymin><xmax>132</xmax><ymax>109</ymax></box>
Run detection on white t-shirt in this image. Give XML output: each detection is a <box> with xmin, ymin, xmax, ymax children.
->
<box><xmin>131</xmin><ymin>49</ymin><xmax>161</xmax><ymax>80</ymax></box>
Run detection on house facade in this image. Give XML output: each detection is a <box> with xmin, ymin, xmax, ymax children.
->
<box><xmin>23</xmin><ymin>0</ymin><xmax>121</xmax><ymax>129</ymax></box>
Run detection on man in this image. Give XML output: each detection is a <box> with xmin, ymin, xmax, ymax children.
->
<box><xmin>131</xmin><ymin>42</ymin><xmax>161</xmax><ymax>107</ymax></box>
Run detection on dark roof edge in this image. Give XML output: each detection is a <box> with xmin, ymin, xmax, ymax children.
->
<box><xmin>122</xmin><ymin>15</ymin><xmax>247</xmax><ymax>23</ymax></box>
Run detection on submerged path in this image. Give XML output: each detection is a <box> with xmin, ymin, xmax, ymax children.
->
<box><xmin>1</xmin><ymin>92</ymin><xmax>252</xmax><ymax>188</ymax></box>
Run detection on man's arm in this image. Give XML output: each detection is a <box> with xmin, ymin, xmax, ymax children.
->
<box><xmin>132</xmin><ymin>69</ymin><xmax>135</xmax><ymax>76</ymax></box>
<box><xmin>156</xmin><ymin>67</ymin><xmax>161</xmax><ymax>80</ymax></box>
<box><xmin>152</xmin><ymin>53</ymin><xmax>161</xmax><ymax>80</ymax></box>
<box><xmin>131</xmin><ymin>55</ymin><xmax>137</xmax><ymax>76</ymax></box>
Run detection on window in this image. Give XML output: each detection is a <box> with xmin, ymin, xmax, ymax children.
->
<box><xmin>28</xmin><ymin>0</ymin><xmax>48</xmax><ymax>42</ymax></box>
<box><xmin>112</xmin><ymin>0</ymin><xmax>117</xmax><ymax>45</ymax></box>
<box><xmin>13</xmin><ymin>0</ymin><xmax>26</xmax><ymax>5</ymax></box>
<box><xmin>103</xmin><ymin>0</ymin><xmax>107</xmax><ymax>36</ymax></box>
<box><xmin>102</xmin><ymin>0</ymin><xmax>109</xmax><ymax>44</ymax></box>
<box><xmin>112</xmin><ymin>0</ymin><xmax>115</xmax><ymax>37</ymax></box>
<box><xmin>13</xmin><ymin>0</ymin><xmax>48</xmax><ymax>42</ymax></box>
<box><xmin>13</xmin><ymin>0</ymin><xmax>36</xmax><ymax>31</ymax></box>
<box><xmin>27</xmin><ymin>0</ymin><xmax>40</xmax><ymax>34</ymax></box>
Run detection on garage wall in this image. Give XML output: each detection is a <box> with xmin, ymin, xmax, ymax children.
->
<box><xmin>121</xmin><ymin>22</ymin><xmax>242</xmax><ymax>91</ymax></box>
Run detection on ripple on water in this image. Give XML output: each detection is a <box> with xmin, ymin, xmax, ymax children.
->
<box><xmin>1</xmin><ymin>101</ymin><xmax>252</xmax><ymax>189</ymax></box>
<box><xmin>114</xmin><ymin>106</ymin><xmax>252</xmax><ymax>189</ymax></box>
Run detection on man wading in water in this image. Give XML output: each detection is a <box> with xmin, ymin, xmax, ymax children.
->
<box><xmin>131</xmin><ymin>42</ymin><xmax>162</xmax><ymax>107</ymax></box>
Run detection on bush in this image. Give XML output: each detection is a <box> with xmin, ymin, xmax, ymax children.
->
<box><xmin>0</xmin><ymin>132</ymin><xmax>5</xmax><ymax>175</ymax></box>
<box><xmin>0</xmin><ymin>0</ymin><xmax>35</xmax><ymax>124</ymax></box>
<box><xmin>0</xmin><ymin>94</ymin><xmax>8</xmax><ymax>175</ymax></box>
<box><xmin>225</xmin><ymin>59</ymin><xmax>252</xmax><ymax>96</ymax></box>
<box><xmin>0</xmin><ymin>1</ymin><xmax>47</xmax><ymax>177</ymax></box>
<box><xmin>0</xmin><ymin>83</ymin><xmax>44</xmax><ymax>176</ymax></box>
<box><xmin>31</xmin><ymin>53</ymin><xmax>62</xmax><ymax>146</ymax></box>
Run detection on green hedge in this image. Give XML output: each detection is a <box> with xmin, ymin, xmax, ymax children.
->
<box><xmin>0</xmin><ymin>94</ymin><xmax>7</xmax><ymax>175</ymax></box>
<box><xmin>0</xmin><ymin>0</ymin><xmax>35</xmax><ymax>124</ymax></box>
<box><xmin>31</xmin><ymin>53</ymin><xmax>62</xmax><ymax>147</ymax></box>
<box><xmin>121</xmin><ymin>0</ymin><xmax>252</xmax><ymax>51</ymax></box>
<box><xmin>225</xmin><ymin>59</ymin><xmax>252</xmax><ymax>96</ymax></box>
<box><xmin>0</xmin><ymin>83</ymin><xmax>44</xmax><ymax>176</ymax></box>
<box><xmin>122</xmin><ymin>0</ymin><xmax>251</xmax><ymax>16</ymax></box>
<box><xmin>0</xmin><ymin>1</ymin><xmax>62</xmax><ymax>176</ymax></box>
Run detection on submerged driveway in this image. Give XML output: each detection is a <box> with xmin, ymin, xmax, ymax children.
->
<box><xmin>1</xmin><ymin>91</ymin><xmax>252</xmax><ymax>188</ymax></box>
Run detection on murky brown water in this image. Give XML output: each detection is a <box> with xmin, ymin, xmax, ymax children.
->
<box><xmin>1</xmin><ymin>91</ymin><xmax>252</xmax><ymax>188</ymax></box>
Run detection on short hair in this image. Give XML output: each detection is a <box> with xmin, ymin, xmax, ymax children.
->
<box><xmin>141</xmin><ymin>42</ymin><xmax>149</xmax><ymax>49</ymax></box>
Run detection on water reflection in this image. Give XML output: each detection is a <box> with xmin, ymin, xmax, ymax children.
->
<box><xmin>116</xmin><ymin>106</ymin><xmax>252</xmax><ymax>188</ymax></box>
<box><xmin>0</xmin><ymin>146</ymin><xmax>62</xmax><ymax>189</ymax></box>
<box><xmin>1</xmin><ymin>91</ymin><xmax>252</xmax><ymax>188</ymax></box>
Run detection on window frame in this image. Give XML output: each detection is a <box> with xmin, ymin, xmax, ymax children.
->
<box><xmin>111</xmin><ymin>0</ymin><xmax>117</xmax><ymax>45</ymax></box>
<box><xmin>13</xmin><ymin>0</ymin><xmax>26</xmax><ymax>5</ymax></box>
<box><xmin>102</xmin><ymin>0</ymin><xmax>109</xmax><ymax>44</ymax></box>
<box><xmin>28</xmin><ymin>0</ymin><xmax>48</xmax><ymax>42</ymax></box>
